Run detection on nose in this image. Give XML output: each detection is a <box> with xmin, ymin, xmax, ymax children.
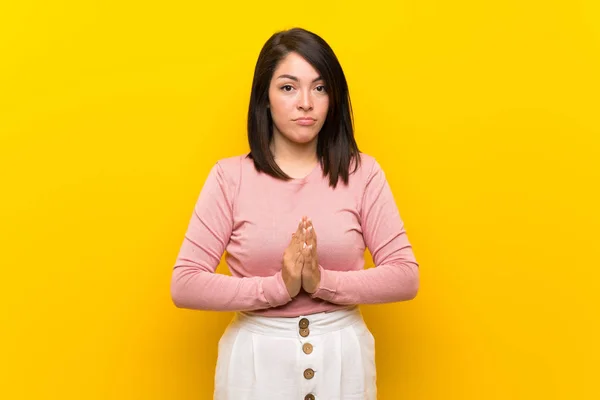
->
<box><xmin>297</xmin><ymin>89</ymin><xmax>313</xmax><ymax>111</ymax></box>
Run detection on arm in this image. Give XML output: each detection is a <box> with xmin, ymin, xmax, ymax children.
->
<box><xmin>170</xmin><ymin>161</ymin><xmax>292</xmax><ymax>311</ymax></box>
<box><xmin>310</xmin><ymin>160</ymin><xmax>420</xmax><ymax>305</ymax></box>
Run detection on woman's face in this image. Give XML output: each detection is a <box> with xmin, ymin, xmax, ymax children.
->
<box><xmin>268</xmin><ymin>52</ymin><xmax>329</xmax><ymax>146</ymax></box>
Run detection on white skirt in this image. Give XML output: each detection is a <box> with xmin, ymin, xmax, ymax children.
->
<box><xmin>214</xmin><ymin>306</ymin><xmax>377</xmax><ymax>400</ymax></box>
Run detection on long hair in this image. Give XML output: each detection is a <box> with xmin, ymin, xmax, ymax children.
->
<box><xmin>247</xmin><ymin>27</ymin><xmax>360</xmax><ymax>189</ymax></box>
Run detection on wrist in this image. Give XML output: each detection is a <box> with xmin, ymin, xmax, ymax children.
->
<box><xmin>262</xmin><ymin>271</ymin><xmax>293</xmax><ymax>307</ymax></box>
<box><xmin>309</xmin><ymin>265</ymin><xmax>334</xmax><ymax>300</ymax></box>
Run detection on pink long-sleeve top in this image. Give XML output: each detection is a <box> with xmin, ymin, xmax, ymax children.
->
<box><xmin>170</xmin><ymin>152</ymin><xmax>419</xmax><ymax>317</ymax></box>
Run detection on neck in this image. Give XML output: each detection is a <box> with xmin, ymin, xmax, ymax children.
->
<box><xmin>270</xmin><ymin>130</ymin><xmax>318</xmax><ymax>165</ymax></box>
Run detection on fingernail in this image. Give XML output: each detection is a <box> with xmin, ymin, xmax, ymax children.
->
<box><xmin>307</xmin><ymin>226</ymin><xmax>313</xmax><ymax>232</ymax></box>
<box><xmin>303</xmin><ymin>243</ymin><xmax>307</xmax><ymax>248</ymax></box>
<box><xmin>308</xmin><ymin>244</ymin><xmax>313</xmax><ymax>249</ymax></box>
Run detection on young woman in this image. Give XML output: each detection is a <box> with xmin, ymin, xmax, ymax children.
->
<box><xmin>171</xmin><ymin>27</ymin><xmax>420</xmax><ymax>400</ymax></box>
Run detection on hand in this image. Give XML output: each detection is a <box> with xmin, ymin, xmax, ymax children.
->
<box><xmin>282</xmin><ymin>220</ymin><xmax>305</xmax><ymax>298</ymax></box>
<box><xmin>300</xmin><ymin>216</ymin><xmax>321</xmax><ymax>294</ymax></box>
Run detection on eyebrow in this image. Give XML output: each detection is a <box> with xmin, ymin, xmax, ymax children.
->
<box><xmin>276</xmin><ymin>74</ymin><xmax>323</xmax><ymax>83</ymax></box>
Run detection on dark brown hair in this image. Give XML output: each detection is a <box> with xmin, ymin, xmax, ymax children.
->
<box><xmin>246</xmin><ymin>27</ymin><xmax>360</xmax><ymax>188</ymax></box>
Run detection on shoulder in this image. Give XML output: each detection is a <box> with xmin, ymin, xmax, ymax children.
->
<box><xmin>215</xmin><ymin>153</ymin><xmax>255</xmax><ymax>173</ymax></box>
<box><xmin>213</xmin><ymin>153</ymin><xmax>259</xmax><ymax>186</ymax></box>
<box><xmin>354</xmin><ymin>152</ymin><xmax>384</xmax><ymax>182</ymax></box>
<box><xmin>203</xmin><ymin>154</ymin><xmax>251</xmax><ymax>204</ymax></box>
<box><xmin>215</xmin><ymin>153</ymin><xmax>246</xmax><ymax>171</ymax></box>
<box><xmin>205</xmin><ymin>154</ymin><xmax>244</xmax><ymax>187</ymax></box>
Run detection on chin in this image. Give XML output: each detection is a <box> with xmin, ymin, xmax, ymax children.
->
<box><xmin>291</xmin><ymin>131</ymin><xmax>319</xmax><ymax>144</ymax></box>
<box><xmin>294</xmin><ymin>136</ymin><xmax>318</xmax><ymax>145</ymax></box>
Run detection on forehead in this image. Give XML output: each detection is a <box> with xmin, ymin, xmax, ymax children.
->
<box><xmin>273</xmin><ymin>52</ymin><xmax>321</xmax><ymax>79</ymax></box>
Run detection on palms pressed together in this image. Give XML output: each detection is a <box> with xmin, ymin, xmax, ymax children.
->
<box><xmin>282</xmin><ymin>216</ymin><xmax>321</xmax><ymax>297</ymax></box>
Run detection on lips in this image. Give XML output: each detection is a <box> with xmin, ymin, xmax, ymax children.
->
<box><xmin>294</xmin><ymin>118</ymin><xmax>317</xmax><ymax>126</ymax></box>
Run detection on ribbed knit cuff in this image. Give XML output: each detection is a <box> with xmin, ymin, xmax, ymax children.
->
<box><xmin>261</xmin><ymin>271</ymin><xmax>293</xmax><ymax>307</ymax></box>
<box><xmin>309</xmin><ymin>265</ymin><xmax>337</xmax><ymax>301</ymax></box>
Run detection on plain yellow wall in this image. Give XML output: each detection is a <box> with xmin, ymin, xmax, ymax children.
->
<box><xmin>1</xmin><ymin>1</ymin><xmax>599</xmax><ymax>399</ymax></box>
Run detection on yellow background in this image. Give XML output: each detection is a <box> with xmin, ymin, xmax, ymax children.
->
<box><xmin>1</xmin><ymin>1</ymin><xmax>599</xmax><ymax>398</ymax></box>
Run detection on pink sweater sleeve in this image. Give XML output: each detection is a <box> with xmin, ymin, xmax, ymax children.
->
<box><xmin>310</xmin><ymin>160</ymin><xmax>420</xmax><ymax>305</ymax></box>
<box><xmin>170</xmin><ymin>161</ymin><xmax>292</xmax><ymax>311</ymax></box>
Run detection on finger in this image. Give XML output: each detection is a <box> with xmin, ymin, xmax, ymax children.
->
<box><xmin>293</xmin><ymin>221</ymin><xmax>304</xmax><ymax>243</ymax></box>
<box><xmin>305</xmin><ymin>228</ymin><xmax>313</xmax><ymax>247</ymax></box>
<box><xmin>307</xmin><ymin>220</ymin><xmax>316</xmax><ymax>236</ymax></box>
<box><xmin>296</xmin><ymin>219</ymin><xmax>304</xmax><ymax>235</ymax></box>
<box><xmin>301</xmin><ymin>221</ymin><xmax>309</xmax><ymax>241</ymax></box>
<box><xmin>303</xmin><ymin>231</ymin><xmax>317</xmax><ymax>259</ymax></box>
<box><xmin>306</xmin><ymin>225</ymin><xmax>317</xmax><ymax>247</ymax></box>
<box><xmin>293</xmin><ymin>233</ymin><xmax>305</xmax><ymax>254</ymax></box>
<box><xmin>302</xmin><ymin>243</ymin><xmax>313</xmax><ymax>258</ymax></box>
<box><xmin>291</xmin><ymin>233</ymin><xmax>300</xmax><ymax>247</ymax></box>
<box><xmin>306</xmin><ymin>224</ymin><xmax>313</xmax><ymax>237</ymax></box>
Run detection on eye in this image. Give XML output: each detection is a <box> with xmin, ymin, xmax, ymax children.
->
<box><xmin>315</xmin><ymin>85</ymin><xmax>327</xmax><ymax>92</ymax></box>
<box><xmin>280</xmin><ymin>85</ymin><xmax>294</xmax><ymax>92</ymax></box>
